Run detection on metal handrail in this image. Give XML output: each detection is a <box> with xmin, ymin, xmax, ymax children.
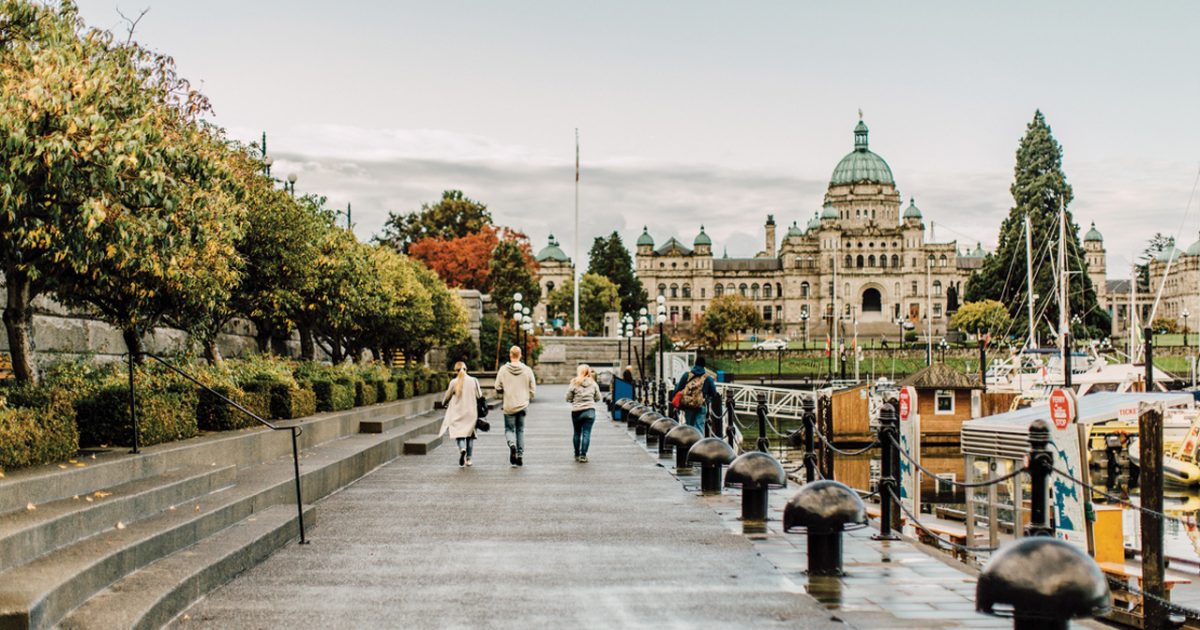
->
<box><xmin>136</xmin><ymin>353</ymin><xmax>309</xmax><ymax>544</ymax></box>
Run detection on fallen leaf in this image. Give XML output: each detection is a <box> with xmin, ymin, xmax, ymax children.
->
<box><xmin>68</xmin><ymin>459</ymin><xmax>77</xmax><ymax>464</ymax></box>
<box><xmin>168</xmin><ymin>505</ymin><xmax>176</xmax><ymax>511</ymax></box>
<box><xmin>85</xmin><ymin>497</ymin><xmax>94</xmax><ymax>502</ymax></box>
<box><xmin>116</xmin><ymin>521</ymin><xmax>126</xmax><ymax>530</ymax></box>
<box><xmin>94</xmin><ymin>490</ymin><xmax>112</xmax><ymax>498</ymax></box>
<box><xmin>25</xmin><ymin>502</ymin><xmax>35</xmax><ymax>511</ymax></box>
<box><xmin>74</xmin><ymin>463</ymin><xmax>85</xmax><ymax>468</ymax></box>
<box><xmin>195</xmin><ymin>505</ymin><xmax>201</xmax><ymax>512</ymax></box>
<box><xmin>58</xmin><ymin>465</ymin><xmax>67</xmax><ymax>469</ymax></box>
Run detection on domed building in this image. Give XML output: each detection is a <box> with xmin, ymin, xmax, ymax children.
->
<box><xmin>634</xmin><ymin>117</ymin><xmax>972</xmax><ymax>340</ymax></box>
<box><xmin>533</xmin><ymin>234</ymin><xmax>575</xmax><ymax>326</ymax></box>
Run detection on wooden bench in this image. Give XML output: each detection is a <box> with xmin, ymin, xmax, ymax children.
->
<box><xmin>403</xmin><ymin>434</ymin><xmax>443</xmax><ymax>455</ymax></box>
<box><xmin>914</xmin><ymin>521</ymin><xmax>985</xmax><ymax>561</ymax></box>
<box><xmin>0</xmin><ymin>353</ymin><xmax>12</xmax><ymax>380</ymax></box>
<box><xmin>1100</xmin><ymin>561</ymin><xmax>1191</xmax><ymax>616</ymax></box>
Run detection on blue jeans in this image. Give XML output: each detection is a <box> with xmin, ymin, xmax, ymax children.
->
<box><xmin>455</xmin><ymin>437</ymin><xmax>474</xmax><ymax>458</ymax></box>
<box><xmin>684</xmin><ymin>405</ymin><xmax>707</xmax><ymax>436</ymax></box>
<box><xmin>572</xmin><ymin>409</ymin><xmax>596</xmax><ymax>457</ymax></box>
<box><xmin>504</xmin><ymin>410</ymin><xmax>526</xmax><ymax>455</ymax></box>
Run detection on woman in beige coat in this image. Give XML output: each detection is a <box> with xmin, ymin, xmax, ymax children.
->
<box><xmin>440</xmin><ymin>362</ymin><xmax>483</xmax><ymax>467</ymax></box>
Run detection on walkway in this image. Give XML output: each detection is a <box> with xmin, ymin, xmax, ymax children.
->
<box><xmin>173</xmin><ymin>386</ymin><xmax>843</xmax><ymax>630</ymax></box>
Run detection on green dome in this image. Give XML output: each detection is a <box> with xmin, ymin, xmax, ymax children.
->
<box><xmin>636</xmin><ymin>226</ymin><xmax>654</xmax><ymax>247</ymax></box>
<box><xmin>829</xmin><ymin>119</ymin><xmax>895</xmax><ymax>186</ymax></box>
<box><xmin>820</xmin><ymin>203</ymin><xmax>838</xmax><ymax>220</ymax></box>
<box><xmin>1083</xmin><ymin>222</ymin><xmax>1103</xmax><ymax>243</ymax></box>
<box><xmin>1187</xmin><ymin>237</ymin><xmax>1200</xmax><ymax>257</ymax></box>
<box><xmin>973</xmin><ymin>242</ymin><xmax>986</xmax><ymax>257</ymax></box>
<box><xmin>807</xmin><ymin>212</ymin><xmax>822</xmax><ymax>231</ymax></box>
<box><xmin>903</xmin><ymin>198</ymin><xmax>922</xmax><ymax>220</ymax></box>
<box><xmin>786</xmin><ymin>221</ymin><xmax>804</xmax><ymax>238</ymax></box>
<box><xmin>694</xmin><ymin>225</ymin><xmax>712</xmax><ymax>247</ymax></box>
<box><xmin>535</xmin><ymin>234</ymin><xmax>570</xmax><ymax>263</ymax></box>
<box><xmin>1155</xmin><ymin>239</ymin><xmax>1183</xmax><ymax>263</ymax></box>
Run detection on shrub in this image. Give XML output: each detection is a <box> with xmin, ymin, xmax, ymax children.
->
<box><xmin>312</xmin><ymin>379</ymin><xmax>354</xmax><ymax>412</ymax></box>
<box><xmin>377</xmin><ymin>380</ymin><xmax>398</xmax><ymax>402</ymax></box>
<box><xmin>227</xmin><ymin>355</ymin><xmax>299</xmax><ymax>388</ymax></box>
<box><xmin>76</xmin><ymin>384</ymin><xmax>199</xmax><ymax>448</ymax></box>
<box><xmin>243</xmin><ymin>381</ymin><xmax>317</xmax><ymax>419</ymax></box>
<box><xmin>413</xmin><ymin>377</ymin><xmax>428</xmax><ymax>396</ymax></box>
<box><xmin>196</xmin><ymin>386</ymin><xmax>271</xmax><ymax>432</ymax></box>
<box><xmin>395</xmin><ymin>377</ymin><xmax>414</xmax><ymax>399</ymax></box>
<box><xmin>0</xmin><ymin>388</ymin><xmax>79</xmax><ymax>470</ymax></box>
<box><xmin>355</xmin><ymin>379</ymin><xmax>379</xmax><ymax>407</ymax></box>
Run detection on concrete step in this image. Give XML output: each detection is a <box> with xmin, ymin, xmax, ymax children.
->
<box><xmin>0</xmin><ymin>410</ymin><xmax>443</xmax><ymax>630</ymax></box>
<box><xmin>59</xmin><ymin>504</ymin><xmax>315</xmax><ymax>630</ymax></box>
<box><xmin>0</xmin><ymin>466</ymin><xmax>236</xmax><ymax>574</ymax></box>
<box><xmin>402</xmin><ymin>434</ymin><xmax>443</xmax><ymax>455</ymax></box>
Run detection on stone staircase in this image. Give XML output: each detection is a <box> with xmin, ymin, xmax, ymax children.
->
<box><xmin>0</xmin><ymin>394</ymin><xmax>446</xmax><ymax>630</ymax></box>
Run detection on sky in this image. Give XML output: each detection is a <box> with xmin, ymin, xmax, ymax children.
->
<box><xmin>75</xmin><ymin>0</ymin><xmax>1200</xmax><ymax>277</ymax></box>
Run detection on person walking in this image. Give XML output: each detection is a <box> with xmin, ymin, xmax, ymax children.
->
<box><xmin>565</xmin><ymin>364</ymin><xmax>601</xmax><ymax>463</ymax></box>
<box><xmin>672</xmin><ymin>356</ymin><xmax>718</xmax><ymax>436</ymax></box>
<box><xmin>495</xmin><ymin>345</ymin><xmax>536</xmax><ymax>467</ymax></box>
<box><xmin>439</xmin><ymin>361</ymin><xmax>483</xmax><ymax>467</ymax></box>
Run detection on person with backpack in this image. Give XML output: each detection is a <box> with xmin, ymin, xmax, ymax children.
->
<box><xmin>439</xmin><ymin>361</ymin><xmax>484</xmax><ymax>467</ymax></box>
<box><xmin>495</xmin><ymin>345</ymin><xmax>537</xmax><ymax>467</ymax></box>
<box><xmin>565</xmin><ymin>364</ymin><xmax>601</xmax><ymax>463</ymax></box>
<box><xmin>672</xmin><ymin>356</ymin><xmax>718</xmax><ymax>435</ymax></box>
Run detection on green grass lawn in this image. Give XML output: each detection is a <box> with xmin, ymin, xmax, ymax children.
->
<box><xmin>711</xmin><ymin>356</ymin><xmax>979</xmax><ymax>378</ymax></box>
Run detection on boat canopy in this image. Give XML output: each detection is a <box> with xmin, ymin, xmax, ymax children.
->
<box><xmin>960</xmin><ymin>392</ymin><xmax>1194</xmax><ymax>460</ymax></box>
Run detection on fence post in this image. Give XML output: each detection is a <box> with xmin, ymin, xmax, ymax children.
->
<box><xmin>873</xmin><ymin>402</ymin><xmax>900</xmax><ymax>541</ymax></box>
<box><xmin>725</xmin><ymin>395</ymin><xmax>738</xmax><ymax>448</ymax></box>
<box><xmin>819</xmin><ymin>393</ymin><xmax>835</xmax><ymax>479</ymax></box>
<box><xmin>1139</xmin><ymin>402</ymin><xmax>1167</xmax><ymax>629</ymax></box>
<box><xmin>127</xmin><ymin>352</ymin><xmax>141</xmax><ymax>455</ymax></box>
<box><xmin>755</xmin><ymin>393</ymin><xmax>769</xmax><ymax>453</ymax></box>
<box><xmin>1025</xmin><ymin>419</ymin><xmax>1054</xmax><ymax>537</ymax></box>
<box><xmin>709</xmin><ymin>392</ymin><xmax>723</xmax><ymax>439</ymax></box>
<box><xmin>802</xmin><ymin>396</ymin><xmax>817</xmax><ymax>483</ymax></box>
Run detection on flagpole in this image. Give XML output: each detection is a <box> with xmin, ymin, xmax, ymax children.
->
<box><xmin>573</xmin><ymin>129</ymin><xmax>580</xmax><ymax>331</ymax></box>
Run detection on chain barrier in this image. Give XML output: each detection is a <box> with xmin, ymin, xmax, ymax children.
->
<box><xmin>1104</xmin><ymin>573</ymin><xmax>1200</xmax><ymax>622</ymax></box>
<box><xmin>810</xmin><ymin>423</ymin><xmax>881</xmax><ymax>456</ymax></box>
<box><xmin>885</xmin><ymin>435</ymin><xmax>1027</xmax><ymax>489</ymax></box>
<box><xmin>885</xmin><ymin>488</ymin><xmax>1001</xmax><ymax>553</ymax></box>
<box><xmin>1050</xmin><ymin>467</ymin><xmax>1189</xmax><ymax>527</ymax></box>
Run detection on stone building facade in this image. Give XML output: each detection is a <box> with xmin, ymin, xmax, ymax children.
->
<box><xmin>633</xmin><ymin>119</ymin><xmax>983</xmax><ymax>340</ymax></box>
<box><xmin>533</xmin><ymin>234</ymin><xmax>575</xmax><ymax>327</ymax></box>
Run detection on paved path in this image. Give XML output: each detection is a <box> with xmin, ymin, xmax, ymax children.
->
<box><xmin>174</xmin><ymin>386</ymin><xmax>844</xmax><ymax>630</ymax></box>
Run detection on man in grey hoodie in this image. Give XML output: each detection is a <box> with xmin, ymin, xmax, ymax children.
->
<box><xmin>495</xmin><ymin>345</ymin><xmax>537</xmax><ymax>466</ymax></box>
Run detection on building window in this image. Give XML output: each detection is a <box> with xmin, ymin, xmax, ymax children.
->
<box><xmin>934</xmin><ymin>304</ymin><xmax>942</xmax><ymax>317</ymax></box>
<box><xmin>739</xmin><ymin>284</ymin><xmax>748</xmax><ymax>297</ymax></box>
<box><xmin>775</xmin><ymin>305</ymin><xmax>782</xmax><ymax>320</ymax></box>
<box><xmin>670</xmin><ymin>305</ymin><xmax>679</xmax><ymax>322</ymax></box>
<box><xmin>856</xmin><ymin>255</ymin><xmax>864</xmax><ymax>268</ymax></box>
<box><xmin>670</xmin><ymin>284</ymin><xmax>678</xmax><ymax>298</ymax></box>
<box><xmin>892</xmin><ymin>254</ymin><xmax>900</xmax><ymax>268</ymax></box>
<box><xmin>727</xmin><ymin>283</ymin><xmax>735</xmax><ymax>296</ymax></box>
<box><xmin>714</xmin><ymin>285</ymin><xmax>723</xmax><ymax>298</ymax></box>
<box><xmin>940</xmin><ymin>255</ymin><xmax>947</xmax><ymax>268</ymax></box>
<box><xmin>682</xmin><ymin>284</ymin><xmax>691</xmax><ymax>298</ymax></box>
<box><xmin>894</xmin><ymin>282</ymin><xmax>901</xmax><ymax>297</ymax></box>
<box><xmin>763</xmin><ymin>305</ymin><xmax>772</xmax><ymax>321</ymax></box>
<box><xmin>700</xmin><ymin>287</ymin><xmax>706</xmax><ymax>298</ymax></box>
<box><xmin>911</xmin><ymin>281</ymin><xmax>918</xmax><ymax>296</ymax></box>
<box><xmin>750</xmin><ymin>284</ymin><xmax>759</xmax><ymax>299</ymax></box>
<box><xmin>933</xmin><ymin>280</ymin><xmax>942</xmax><ymax>297</ymax></box>
<box><xmin>682</xmin><ymin>306</ymin><xmax>691</xmax><ymax>321</ymax></box>
<box><xmin>658</xmin><ymin>284</ymin><xmax>666</xmax><ymax>297</ymax></box>
<box><xmin>880</xmin><ymin>255</ymin><xmax>887</xmax><ymax>268</ymax></box>
<box><xmin>935</xmin><ymin>390</ymin><xmax>955</xmax><ymax>415</ymax></box>
<box><xmin>844</xmin><ymin>254</ymin><xmax>853</xmax><ymax>268</ymax></box>
<box><xmin>844</xmin><ymin>282</ymin><xmax>850</xmax><ymax>296</ymax></box>
<box><xmin>868</xmin><ymin>255</ymin><xmax>875</xmax><ymax>267</ymax></box>
<box><xmin>763</xmin><ymin>284</ymin><xmax>773</xmax><ymax>299</ymax></box>
<box><xmin>776</xmin><ymin>282</ymin><xmax>782</xmax><ymax>297</ymax></box>
<box><xmin>801</xmin><ymin>282</ymin><xmax>810</xmax><ymax>298</ymax></box>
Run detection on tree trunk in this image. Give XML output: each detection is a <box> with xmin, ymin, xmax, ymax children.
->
<box><xmin>270</xmin><ymin>332</ymin><xmax>289</xmax><ymax>357</ymax></box>
<box><xmin>299</xmin><ymin>325</ymin><xmax>315</xmax><ymax>361</ymax></box>
<box><xmin>254</xmin><ymin>321</ymin><xmax>271</xmax><ymax>354</ymax></box>
<box><xmin>2</xmin><ymin>266</ymin><xmax>39</xmax><ymax>384</ymax></box>
<box><xmin>203</xmin><ymin>334</ymin><xmax>224</xmax><ymax>367</ymax></box>
<box><xmin>330</xmin><ymin>339</ymin><xmax>344</xmax><ymax>364</ymax></box>
<box><xmin>122</xmin><ymin>326</ymin><xmax>147</xmax><ymax>364</ymax></box>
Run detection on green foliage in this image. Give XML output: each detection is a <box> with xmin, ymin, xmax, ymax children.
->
<box><xmin>377</xmin><ymin>380</ymin><xmax>398</xmax><ymax>402</ymax></box>
<box><xmin>1152</xmin><ymin>317</ymin><xmax>1179</xmax><ymax>334</ymax></box>
<box><xmin>196</xmin><ymin>386</ymin><xmax>270</xmax><ymax>432</ymax></box>
<box><xmin>376</xmin><ymin>190</ymin><xmax>493</xmax><ymax>253</ymax></box>
<box><xmin>355</xmin><ymin>379</ymin><xmax>379</xmax><ymax>407</ymax></box>
<box><xmin>312</xmin><ymin>379</ymin><xmax>355</xmax><ymax>412</ymax></box>
<box><xmin>546</xmin><ymin>274</ymin><xmax>620</xmax><ymax>335</ymax></box>
<box><xmin>586</xmin><ymin>232</ymin><xmax>648</xmax><ymax>316</ymax></box>
<box><xmin>695</xmin><ymin>295</ymin><xmax>763</xmax><ymax>350</ymax></box>
<box><xmin>949</xmin><ymin>300</ymin><xmax>1012</xmax><ymax>334</ymax></box>
<box><xmin>0</xmin><ymin>387</ymin><xmax>78</xmax><ymax>470</ymax></box>
<box><xmin>964</xmin><ymin>111</ymin><xmax>1109</xmax><ymax>341</ymax></box>
<box><xmin>445</xmin><ymin>333</ymin><xmax>482</xmax><ymax>370</ymax></box>
<box><xmin>489</xmin><ymin>239</ymin><xmax>541</xmax><ymax>315</ymax></box>
<box><xmin>241</xmin><ymin>381</ymin><xmax>317</xmax><ymax>420</ymax></box>
<box><xmin>76</xmin><ymin>383</ymin><xmax>199</xmax><ymax>448</ymax></box>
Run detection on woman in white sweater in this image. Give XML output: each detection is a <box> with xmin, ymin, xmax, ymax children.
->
<box><xmin>440</xmin><ymin>362</ymin><xmax>483</xmax><ymax>467</ymax></box>
<box><xmin>564</xmin><ymin>364</ymin><xmax>601</xmax><ymax>463</ymax></box>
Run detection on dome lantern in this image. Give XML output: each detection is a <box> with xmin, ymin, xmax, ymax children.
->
<box><xmin>636</xmin><ymin>226</ymin><xmax>654</xmax><ymax>247</ymax></box>
<box><xmin>693</xmin><ymin>225</ymin><xmax>712</xmax><ymax>247</ymax></box>
<box><xmin>821</xmin><ymin>203</ymin><xmax>838</xmax><ymax>220</ymax></box>
<box><xmin>535</xmin><ymin>234</ymin><xmax>571</xmax><ymax>263</ymax></box>
<box><xmin>830</xmin><ymin>118</ymin><xmax>895</xmax><ymax>186</ymax></box>
<box><xmin>903</xmin><ymin>198</ymin><xmax>923</xmax><ymax>220</ymax></box>
<box><xmin>1084</xmin><ymin>222</ymin><xmax>1104</xmax><ymax>243</ymax></box>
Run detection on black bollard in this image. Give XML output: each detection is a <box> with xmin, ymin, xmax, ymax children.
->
<box><xmin>726</xmin><ymin>451</ymin><xmax>787</xmax><ymax>521</ymax></box>
<box><xmin>1025</xmin><ymin>419</ymin><xmax>1054</xmax><ymax>537</ymax></box>
<box><xmin>689</xmin><ymin>438</ymin><xmax>736</xmax><ymax>494</ymax></box>
<box><xmin>666</xmin><ymin>425</ymin><xmax>702</xmax><ymax>469</ymax></box>
<box><xmin>708</xmin><ymin>393</ymin><xmax>723</xmax><ymax>440</ymax></box>
<box><xmin>802</xmin><ymin>396</ymin><xmax>817</xmax><ymax>483</ymax></box>
<box><xmin>873</xmin><ymin>402</ymin><xmax>900</xmax><ymax>541</ymax></box>
<box><xmin>784</xmin><ymin>480</ymin><xmax>867</xmax><ymax>577</ymax></box>
<box><xmin>977</xmin><ymin>537</ymin><xmax>1110</xmax><ymax>630</ymax></box>
<box><xmin>642</xmin><ymin>412</ymin><xmax>660</xmax><ymax>444</ymax></box>
<box><xmin>650</xmin><ymin>418</ymin><xmax>677</xmax><ymax>458</ymax></box>
<box><xmin>755</xmin><ymin>393</ymin><xmax>770</xmax><ymax>453</ymax></box>
<box><xmin>724</xmin><ymin>396</ymin><xmax>738</xmax><ymax>447</ymax></box>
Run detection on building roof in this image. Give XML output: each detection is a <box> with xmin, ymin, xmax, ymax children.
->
<box><xmin>786</xmin><ymin>221</ymin><xmax>804</xmax><ymax>238</ymax></box>
<box><xmin>712</xmin><ymin>258</ymin><xmax>783</xmax><ymax>272</ymax></box>
<box><xmin>807</xmin><ymin>212</ymin><xmax>822</xmax><ymax>231</ymax></box>
<box><xmin>956</xmin><ymin>257</ymin><xmax>984</xmax><ymax>270</ymax></box>
<box><xmin>535</xmin><ymin>234</ymin><xmax>570</xmax><ymax>263</ymax></box>
<box><xmin>637</xmin><ymin>226</ymin><xmax>654</xmax><ymax>247</ymax></box>
<box><xmin>694</xmin><ymin>225</ymin><xmax>712</xmax><ymax>247</ymax></box>
<box><xmin>899</xmin><ymin>364</ymin><xmax>981</xmax><ymax>390</ymax></box>
<box><xmin>1187</xmin><ymin>235</ymin><xmax>1200</xmax><ymax>257</ymax></box>
<box><xmin>1083</xmin><ymin>222</ymin><xmax>1103</xmax><ymax>243</ymax></box>
<box><xmin>903</xmin><ymin>198</ymin><xmax>922</xmax><ymax>220</ymax></box>
<box><xmin>655</xmin><ymin>237</ymin><xmax>692</xmax><ymax>256</ymax></box>
<box><xmin>821</xmin><ymin>203</ymin><xmax>839</xmax><ymax>220</ymax></box>
<box><xmin>1106</xmin><ymin>279</ymin><xmax>1132</xmax><ymax>294</ymax></box>
<box><xmin>1155</xmin><ymin>238</ymin><xmax>1183</xmax><ymax>263</ymax></box>
<box><xmin>829</xmin><ymin>119</ymin><xmax>895</xmax><ymax>186</ymax></box>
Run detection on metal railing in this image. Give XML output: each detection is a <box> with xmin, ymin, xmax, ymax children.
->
<box><xmin>131</xmin><ymin>353</ymin><xmax>309</xmax><ymax>544</ymax></box>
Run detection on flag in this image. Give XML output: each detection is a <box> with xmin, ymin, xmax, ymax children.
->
<box><xmin>824</xmin><ymin>335</ymin><xmax>830</xmax><ymax>357</ymax></box>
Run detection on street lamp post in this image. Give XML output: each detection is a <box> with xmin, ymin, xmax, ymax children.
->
<box><xmin>638</xmin><ymin>310</ymin><xmax>649</xmax><ymax>396</ymax></box>
<box><xmin>939</xmin><ymin>337</ymin><xmax>948</xmax><ymax>363</ymax></box>
<box><xmin>656</xmin><ymin>295</ymin><xmax>667</xmax><ymax>412</ymax></box>
<box><xmin>511</xmin><ymin>293</ymin><xmax>523</xmax><ymax>362</ymax></box>
<box><xmin>801</xmin><ymin>311</ymin><xmax>809</xmax><ymax>350</ymax></box>
<box><xmin>286</xmin><ymin>172</ymin><xmax>298</xmax><ymax>196</ymax></box>
<box><xmin>1185</xmin><ymin>310</ymin><xmax>1191</xmax><ymax>350</ymax></box>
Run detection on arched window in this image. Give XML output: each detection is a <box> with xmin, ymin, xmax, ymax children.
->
<box><xmin>933</xmin><ymin>280</ymin><xmax>942</xmax><ymax>297</ymax></box>
<box><xmin>800</xmin><ymin>282</ymin><xmax>810</xmax><ymax>298</ymax></box>
<box><xmin>844</xmin><ymin>282</ymin><xmax>850</xmax><ymax>296</ymax></box>
<box><xmin>739</xmin><ymin>283</ymin><xmax>748</xmax><ymax>297</ymax></box>
<box><xmin>862</xmin><ymin>288</ymin><xmax>882</xmax><ymax>312</ymax></box>
<box><xmin>762</xmin><ymin>284</ymin><xmax>772</xmax><ymax>299</ymax></box>
<box><xmin>714</xmin><ymin>284</ymin><xmax>724</xmax><ymax>298</ymax></box>
<box><xmin>546</xmin><ymin>281</ymin><xmax>555</xmax><ymax>297</ymax></box>
<box><xmin>682</xmin><ymin>284</ymin><xmax>691</xmax><ymax>298</ymax></box>
<box><xmin>751</xmin><ymin>284</ymin><xmax>760</xmax><ymax>299</ymax></box>
<box><xmin>844</xmin><ymin>254</ymin><xmax>853</xmax><ymax>268</ymax></box>
<box><xmin>658</xmin><ymin>284</ymin><xmax>666</xmax><ymax>297</ymax></box>
<box><xmin>856</xmin><ymin>255</ymin><xmax>864</xmax><ymax>268</ymax></box>
<box><xmin>868</xmin><ymin>255</ymin><xmax>875</xmax><ymax>267</ymax></box>
<box><xmin>892</xmin><ymin>254</ymin><xmax>900</xmax><ymax>268</ymax></box>
<box><xmin>939</xmin><ymin>254</ymin><xmax>948</xmax><ymax>268</ymax></box>
<box><xmin>727</xmin><ymin>283</ymin><xmax>735</xmax><ymax>296</ymax></box>
<box><xmin>670</xmin><ymin>283</ymin><xmax>679</xmax><ymax>298</ymax></box>
<box><xmin>776</xmin><ymin>283</ymin><xmax>782</xmax><ymax>297</ymax></box>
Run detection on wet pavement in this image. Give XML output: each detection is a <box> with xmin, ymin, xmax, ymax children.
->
<box><xmin>173</xmin><ymin>386</ymin><xmax>845</xmax><ymax>629</ymax></box>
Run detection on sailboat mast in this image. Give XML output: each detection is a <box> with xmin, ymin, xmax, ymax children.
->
<box><xmin>1059</xmin><ymin>197</ymin><xmax>1070</xmax><ymax>383</ymax></box>
<box><xmin>1025</xmin><ymin>215</ymin><xmax>1036</xmax><ymax>350</ymax></box>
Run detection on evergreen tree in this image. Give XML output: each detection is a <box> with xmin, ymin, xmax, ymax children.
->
<box><xmin>964</xmin><ymin>111</ymin><xmax>1109</xmax><ymax>343</ymax></box>
<box><xmin>586</xmin><ymin>231</ymin><xmax>648</xmax><ymax>316</ymax></box>
<box><xmin>375</xmin><ymin>190</ymin><xmax>492</xmax><ymax>252</ymax></box>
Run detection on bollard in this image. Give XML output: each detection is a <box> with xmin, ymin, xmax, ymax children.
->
<box><xmin>726</xmin><ymin>451</ymin><xmax>787</xmax><ymax>521</ymax></box>
<box><xmin>628</xmin><ymin>404</ymin><xmax>648</xmax><ymax>433</ymax></box>
<box><xmin>783</xmin><ymin>480</ymin><xmax>868</xmax><ymax>577</ymax></box>
<box><xmin>708</xmin><ymin>393</ymin><xmax>723</xmax><ymax>439</ymax></box>
<box><xmin>873</xmin><ymin>402</ymin><xmax>900</xmax><ymax>541</ymax></box>
<box><xmin>755</xmin><ymin>393</ymin><xmax>770</xmax><ymax>453</ymax></box>
<box><xmin>665</xmin><ymin>425</ymin><xmax>703</xmax><ymax>469</ymax></box>
<box><xmin>650</xmin><ymin>417</ymin><xmax>678</xmax><ymax>458</ymax></box>
<box><xmin>1026</xmin><ymin>419</ymin><xmax>1054</xmax><ymax>537</ymax></box>
<box><xmin>802</xmin><ymin>396</ymin><xmax>817</xmax><ymax>483</ymax></box>
<box><xmin>688</xmin><ymin>438</ymin><xmax>736</xmax><ymax>494</ymax></box>
<box><xmin>976</xmin><ymin>537</ymin><xmax>1110</xmax><ymax>630</ymax></box>
<box><xmin>724</xmin><ymin>396</ymin><xmax>738</xmax><ymax>447</ymax></box>
<box><xmin>641</xmin><ymin>411</ymin><xmax>662</xmax><ymax>444</ymax></box>
<box><xmin>657</xmin><ymin>379</ymin><xmax>667</xmax><ymax>415</ymax></box>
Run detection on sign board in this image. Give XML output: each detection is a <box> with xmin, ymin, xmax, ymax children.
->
<box><xmin>971</xmin><ymin>389</ymin><xmax>982</xmax><ymax>419</ymax></box>
<box><xmin>1046</xmin><ymin>388</ymin><xmax>1089</xmax><ymax>551</ymax></box>
<box><xmin>1117</xmin><ymin>404</ymin><xmax>1140</xmax><ymax>424</ymax></box>
<box><xmin>897</xmin><ymin>387</ymin><xmax>920</xmax><ymax>524</ymax></box>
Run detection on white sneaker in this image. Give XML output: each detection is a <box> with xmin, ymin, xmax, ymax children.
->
<box><xmin>465</xmin><ymin>457</ymin><xmax>473</xmax><ymax>467</ymax></box>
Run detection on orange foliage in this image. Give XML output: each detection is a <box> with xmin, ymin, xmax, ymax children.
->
<box><xmin>408</xmin><ymin>227</ymin><xmax>498</xmax><ymax>291</ymax></box>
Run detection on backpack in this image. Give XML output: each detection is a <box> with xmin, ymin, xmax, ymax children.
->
<box><xmin>679</xmin><ymin>373</ymin><xmax>707</xmax><ymax>410</ymax></box>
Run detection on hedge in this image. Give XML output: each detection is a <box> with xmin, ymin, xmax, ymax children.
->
<box><xmin>312</xmin><ymin>379</ymin><xmax>354</xmax><ymax>412</ymax></box>
<box><xmin>377</xmin><ymin>380</ymin><xmax>398</xmax><ymax>402</ymax></box>
<box><xmin>0</xmin><ymin>388</ymin><xmax>79</xmax><ymax>470</ymax></box>
<box><xmin>413</xmin><ymin>378</ymin><xmax>428</xmax><ymax>396</ymax></box>
<box><xmin>243</xmin><ymin>381</ymin><xmax>317</xmax><ymax>420</ymax></box>
<box><xmin>395</xmin><ymin>377</ymin><xmax>414</xmax><ymax>399</ymax></box>
<box><xmin>355</xmin><ymin>379</ymin><xmax>378</xmax><ymax>407</ymax></box>
<box><xmin>76</xmin><ymin>384</ymin><xmax>198</xmax><ymax>448</ymax></box>
<box><xmin>196</xmin><ymin>386</ymin><xmax>271</xmax><ymax>432</ymax></box>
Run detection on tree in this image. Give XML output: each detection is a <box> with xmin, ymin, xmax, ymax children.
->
<box><xmin>547</xmin><ymin>274</ymin><xmax>619</xmax><ymax>335</ymax></box>
<box><xmin>1136</xmin><ymin>233</ymin><xmax>1172</xmax><ymax>292</ymax></box>
<box><xmin>586</xmin><ymin>231</ymin><xmax>648</xmax><ymax>316</ymax></box>
<box><xmin>1151</xmin><ymin>317</ymin><xmax>1179</xmax><ymax>334</ymax></box>
<box><xmin>407</xmin><ymin>225</ymin><xmax>499</xmax><ymax>291</ymax></box>
<box><xmin>488</xmin><ymin>237</ymin><xmax>540</xmax><ymax>316</ymax></box>
<box><xmin>694</xmin><ymin>295</ymin><xmax>762</xmax><ymax>350</ymax></box>
<box><xmin>949</xmin><ymin>300</ymin><xmax>1012</xmax><ymax>336</ymax></box>
<box><xmin>376</xmin><ymin>190</ymin><xmax>492</xmax><ymax>253</ymax></box>
<box><xmin>964</xmin><ymin>111</ymin><xmax>1109</xmax><ymax>343</ymax></box>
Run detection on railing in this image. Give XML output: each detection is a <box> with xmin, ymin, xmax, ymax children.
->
<box><xmin>130</xmin><ymin>353</ymin><xmax>309</xmax><ymax>545</ymax></box>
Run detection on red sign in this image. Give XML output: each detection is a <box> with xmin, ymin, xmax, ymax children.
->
<box><xmin>898</xmin><ymin>387</ymin><xmax>914</xmax><ymax>422</ymax></box>
<box><xmin>1049</xmin><ymin>388</ymin><xmax>1075</xmax><ymax>430</ymax></box>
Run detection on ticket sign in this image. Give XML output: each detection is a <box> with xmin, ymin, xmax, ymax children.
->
<box><xmin>896</xmin><ymin>386</ymin><xmax>920</xmax><ymax>527</ymax></box>
<box><xmin>898</xmin><ymin>386</ymin><xmax>916</xmax><ymax>422</ymax></box>
<box><xmin>1049</xmin><ymin>388</ymin><xmax>1075</xmax><ymax>430</ymax></box>
<box><xmin>1046</xmin><ymin>387</ymin><xmax>1088</xmax><ymax>550</ymax></box>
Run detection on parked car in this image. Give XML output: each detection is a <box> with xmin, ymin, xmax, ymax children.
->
<box><xmin>752</xmin><ymin>339</ymin><xmax>788</xmax><ymax>351</ymax></box>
